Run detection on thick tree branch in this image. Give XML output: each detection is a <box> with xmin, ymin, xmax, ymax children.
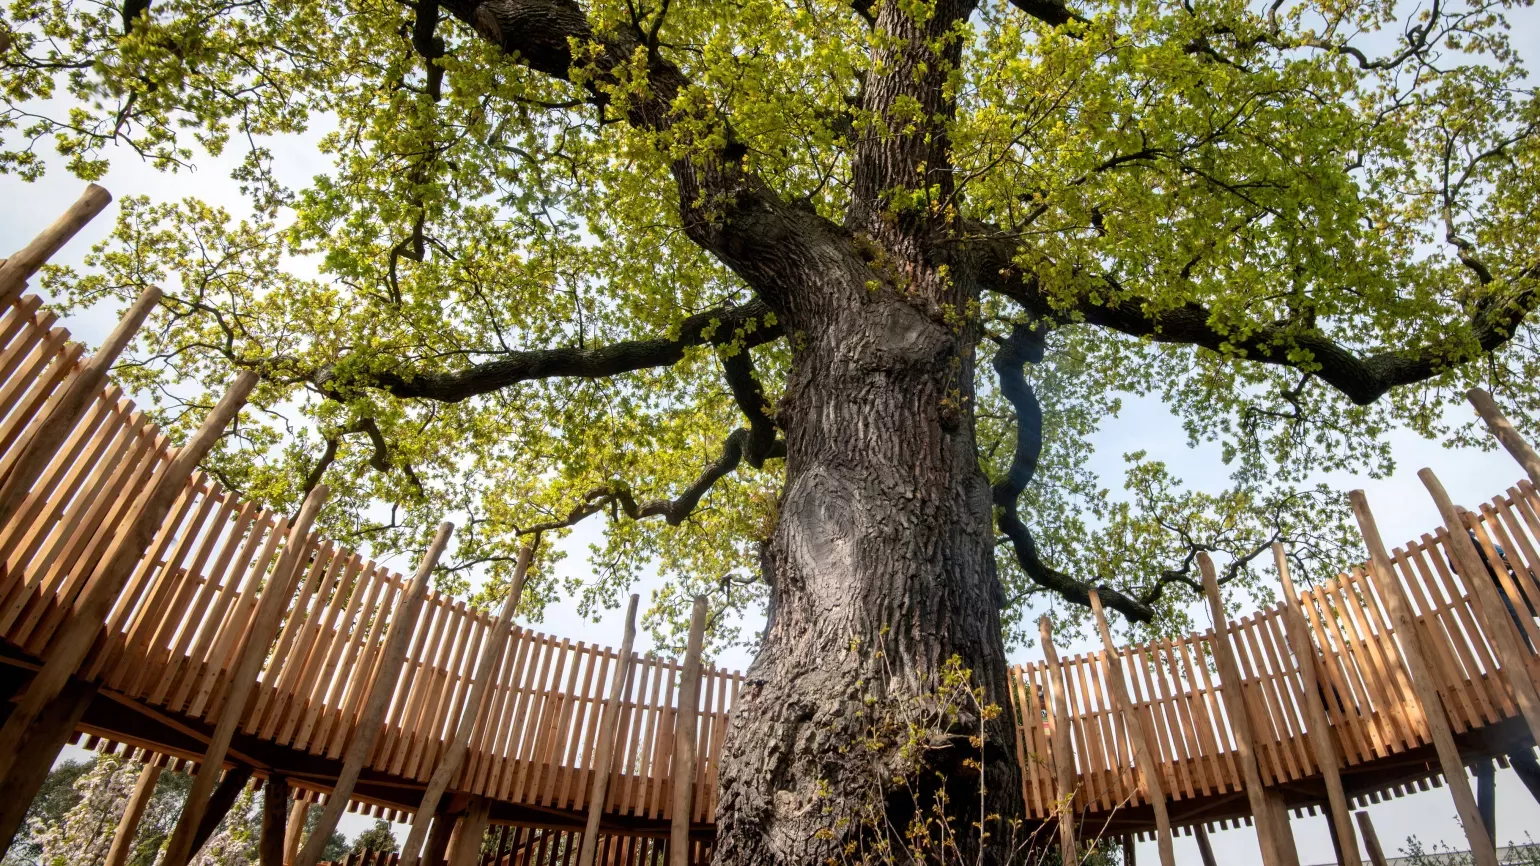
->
<box><xmin>720</xmin><ymin>349</ymin><xmax>778</xmax><ymax>469</ymax></box>
<box><xmin>350</xmin><ymin>299</ymin><xmax>782</xmax><ymax>402</ymax></box>
<box><xmin>1006</xmin><ymin>0</ymin><xmax>1087</xmax><ymax>27</ymax></box>
<box><xmin>522</xmin><ymin>426</ymin><xmax>785</xmax><ymax>534</ymax></box>
<box><xmin>978</xmin><ymin>238</ymin><xmax>1540</xmax><ymax>406</ymax></box>
<box><xmin>990</xmin><ymin>322</ymin><xmax>1156</xmax><ymax>621</ymax></box>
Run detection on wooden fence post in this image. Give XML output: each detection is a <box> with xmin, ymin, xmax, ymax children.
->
<box><xmin>0</xmin><ymin>370</ymin><xmax>257</xmax><ymax>788</ymax></box>
<box><xmin>261</xmin><ymin>773</ymin><xmax>290</xmax><ymax>866</ymax></box>
<box><xmin>163</xmin><ymin>483</ymin><xmax>331</xmax><ymax>866</ymax></box>
<box><xmin>578</xmin><ymin>593</ymin><xmax>641</xmax><ymax>866</ymax></box>
<box><xmin>1349</xmin><ymin>490</ymin><xmax>1497</xmax><ymax>866</ymax></box>
<box><xmin>1468</xmin><ymin>387</ymin><xmax>1540</xmax><ymax>486</ymax></box>
<box><xmin>668</xmin><ymin>596</ymin><xmax>707</xmax><ymax>866</ymax></box>
<box><xmin>1087</xmin><ymin>589</ymin><xmax>1174</xmax><ymax>866</ymax></box>
<box><xmin>400</xmin><ymin>543</ymin><xmax>536</xmax><ymax>866</ymax></box>
<box><xmin>294</xmin><ymin>521</ymin><xmax>455</xmax><ymax>866</ymax></box>
<box><xmin>0</xmin><ymin>184</ymin><xmax>113</xmax><ymax>304</ymax></box>
<box><xmin>1418</xmin><ymin>468</ymin><xmax>1540</xmax><ymax>747</ymax></box>
<box><xmin>1038</xmin><ymin>616</ymin><xmax>1078</xmax><ymax>862</ymax></box>
<box><xmin>1197</xmin><ymin>552</ymin><xmax>1288</xmax><ymax>866</ymax></box>
<box><xmin>1273</xmin><ymin>542</ymin><xmax>1362</xmax><ymax>866</ymax></box>
<box><xmin>106</xmin><ymin>762</ymin><xmax>163</xmax><ymax>866</ymax></box>
<box><xmin>0</xmin><ymin>284</ymin><xmax>160</xmax><ymax>527</ymax></box>
<box><xmin>285</xmin><ymin>799</ymin><xmax>309</xmax><ymax>865</ymax></box>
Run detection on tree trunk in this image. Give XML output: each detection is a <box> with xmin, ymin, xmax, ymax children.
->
<box><xmin>713</xmin><ymin>274</ymin><xmax>1023</xmax><ymax>865</ymax></box>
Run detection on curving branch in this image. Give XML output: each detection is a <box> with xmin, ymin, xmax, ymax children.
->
<box><xmin>346</xmin><ymin>300</ymin><xmax>783</xmax><ymax>402</ymax></box>
<box><xmin>978</xmin><ymin>237</ymin><xmax>1540</xmax><ymax>406</ymax></box>
<box><xmin>720</xmin><ymin>348</ymin><xmax>778</xmax><ymax>469</ymax></box>
<box><xmin>990</xmin><ymin>322</ymin><xmax>1156</xmax><ymax>621</ymax></box>
<box><xmin>1006</xmin><ymin>0</ymin><xmax>1087</xmax><ymax>27</ymax></box>
<box><xmin>522</xmin><ymin>427</ymin><xmax>785</xmax><ymax>534</ymax></box>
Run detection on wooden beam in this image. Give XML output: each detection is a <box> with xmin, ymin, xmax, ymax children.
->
<box><xmin>1475</xmin><ymin>758</ymin><xmax>1495</xmax><ymax>849</ymax></box>
<box><xmin>0</xmin><ymin>677</ymin><xmax>96</xmax><ymax>859</ymax></box>
<box><xmin>1468</xmin><ymin>387</ymin><xmax>1540</xmax><ymax>486</ymax></box>
<box><xmin>400</xmin><ymin>543</ymin><xmax>535</xmax><ymax>866</ymax></box>
<box><xmin>0</xmin><ymin>184</ymin><xmax>113</xmax><ymax>304</ymax></box>
<box><xmin>106</xmin><ymin>762</ymin><xmax>163</xmax><ymax>866</ymax></box>
<box><xmin>1356</xmin><ymin>812</ymin><xmax>1388</xmax><ymax>866</ymax></box>
<box><xmin>1038</xmin><ymin>616</ymin><xmax>1078</xmax><ymax>862</ymax></box>
<box><xmin>261</xmin><ymin>773</ymin><xmax>290</xmax><ymax>866</ymax></box>
<box><xmin>669</xmin><ymin>596</ymin><xmax>707</xmax><ymax>866</ymax></box>
<box><xmin>0</xmin><ymin>371</ymin><xmax>258</xmax><ymax>788</ymax></box>
<box><xmin>1194</xmin><ymin>824</ymin><xmax>1217</xmax><ymax>866</ymax></box>
<box><xmin>1197</xmin><ymin>552</ymin><xmax>1285</xmax><ymax>866</ymax></box>
<box><xmin>1419</xmin><ymin>468</ymin><xmax>1540</xmax><ymax>747</ymax></box>
<box><xmin>1349</xmin><ymin>490</ymin><xmax>1498</xmax><ymax>866</ymax></box>
<box><xmin>0</xmin><ymin>284</ymin><xmax>161</xmax><ymax>530</ymax></box>
<box><xmin>422</xmin><ymin>804</ymin><xmax>458</xmax><ymax>866</ymax></box>
<box><xmin>1088</xmin><ymin>589</ymin><xmax>1174</xmax><ymax>866</ymax></box>
<box><xmin>162</xmin><ymin>483</ymin><xmax>331</xmax><ymax>866</ymax></box>
<box><xmin>1511</xmin><ymin>747</ymin><xmax>1540</xmax><ymax>805</ymax></box>
<box><xmin>284</xmin><ymin>799</ymin><xmax>309</xmax><ymax>865</ymax></box>
<box><xmin>578</xmin><ymin>593</ymin><xmax>640</xmax><ymax>866</ymax></box>
<box><xmin>1273</xmin><ymin>542</ymin><xmax>1363</xmax><ymax>866</ymax></box>
<box><xmin>294</xmin><ymin>521</ymin><xmax>454</xmax><ymax>866</ymax></box>
<box><xmin>191</xmin><ymin>764</ymin><xmax>255</xmax><ymax>856</ymax></box>
<box><xmin>1263</xmin><ymin>789</ymin><xmax>1300</xmax><ymax>866</ymax></box>
<box><xmin>445</xmin><ymin>796</ymin><xmax>490</xmax><ymax>866</ymax></box>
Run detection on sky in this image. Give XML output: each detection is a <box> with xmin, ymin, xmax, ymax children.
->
<box><xmin>4</xmin><ymin>3</ymin><xmax>1540</xmax><ymax>861</ymax></box>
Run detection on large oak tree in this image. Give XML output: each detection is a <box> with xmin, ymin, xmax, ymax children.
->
<box><xmin>3</xmin><ymin>0</ymin><xmax>1538</xmax><ymax>859</ymax></box>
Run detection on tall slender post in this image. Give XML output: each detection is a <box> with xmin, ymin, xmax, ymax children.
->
<box><xmin>1197</xmin><ymin>552</ymin><xmax>1285</xmax><ymax>866</ymax></box>
<box><xmin>105</xmin><ymin>762</ymin><xmax>163</xmax><ymax>866</ymax></box>
<box><xmin>668</xmin><ymin>596</ymin><xmax>707</xmax><ymax>866</ymax></box>
<box><xmin>295</xmin><ymin>522</ymin><xmax>455</xmax><ymax>866</ymax></box>
<box><xmin>1273</xmin><ymin>543</ymin><xmax>1362</xmax><ymax>866</ymax></box>
<box><xmin>1476</xmin><ymin>758</ymin><xmax>1496</xmax><ymax>848</ymax></box>
<box><xmin>445</xmin><ymin>797</ymin><xmax>490</xmax><ymax>866</ymax></box>
<box><xmin>0</xmin><ymin>370</ymin><xmax>258</xmax><ymax>788</ymax></box>
<box><xmin>0</xmin><ymin>284</ymin><xmax>161</xmax><ymax>527</ymax></box>
<box><xmin>400</xmin><ymin>543</ymin><xmax>536</xmax><ymax>866</ymax></box>
<box><xmin>0</xmin><ymin>678</ymin><xmax>96</xmax><ymax>856</ymax></box>
<box><xmin>1350</xmin><ymin>490</ymin><xmax>1498</xmax><ymax>866</ymax></box>
<box><xmin>1038</xmin><ymin>617</ymin><xmax>1078</xmax><ymax>862</ymax></box>
<box><xmin>0</xmin><ymin>184</ymin><xmax>113</xmax><ymax>304</ymax></box>
<box><xmin>1467</xmin><ymin>387</ymin><xmax>1540</xmax><ymax>487</ymax></box>
<box><xmin>163</xmin><ymin>483</ymin><xmax>331</xmax><ymax>866</ymax></box>
<box><xmin>1355</xmin><ymin>812</ymin><xmax>1388</xmax><ymax>866</ymax></box>
<box><xmin>261</xmin><ymin>774</ymin><xmax>290</xmax><ymax>866</ymax></box>
<box><xmin>1419</xmin><ymin>468</ymin><xmax>1540</xmax><ymax>747</ymax></box>
<box><xmin>1194</xmin><ymin>825</ymin><xmax>1217</xmax><ymax>866</ymax></box>
<box><xmin>578</xmin><ymin>594</ymin><xmax>641</xmax><ymax>866</ymax></box>
<box><xmin>284</xmin><ymin>799</ymin><xmax>309</xmax><ymax>865</ymax></box>
<box><xmin>1087</xmin><ymin>590</ymin><xmax>1174</xmax><ymax>866</ymax></box>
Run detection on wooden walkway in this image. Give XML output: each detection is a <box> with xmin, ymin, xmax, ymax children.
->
<box><xmin>1</xmin><ymin>189</ymin><xmax>1538</xmax><ymax>866</ymax></box>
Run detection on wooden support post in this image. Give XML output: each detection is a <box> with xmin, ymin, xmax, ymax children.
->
<box><xmin>1088</xmin><ymin>589</ymin><xmax>1174</xmax><ymax>866</ymax></box>
<box><xmin>262</xmin><ymin>773</ymin><xmax>291</xmax><ymax>866</ymax></box>
<box><xmin>400</xmin><ymin>544</ymin><xmax>536</xmax><ymax>866</ymax></box>
<box><xmin>295</xmin><ymin>521</ymin><xmax>454</xmax><ymax>866</ymax></box>
<box><xmin>1511</xmin><ymin>747</ymin><xmax>1540</xmax><ymax>805</ymax></box>
<box><xmin>445</xmin><ymin>797</ymin><xmax>490</xmax><ymax>866</ymax></box>
<box><xmin>163</xmin><ymin>483</ymin><xmax>331</xmax><ymax>866</ymax></box>
<box><xmin>1350</xmin><ymin>490</ymin><xmax>1498</xmax><ymax>866</ymax></box>
<box><xmin>1468</xmin><ymin>387</ymin><xmax>1540</xmax><ymax>486</ymax></box>
<box><xmin>1419</xmin><ymin>468</ymin><xmax>1540</xmax><ymax>747</ymax></box>
<box><xmin>1122</xmin><ymin>834</ymin><xmax>1136</xmax><ymax>866</ymax></box>
<box><xmin>1355</xmin><ymin>812</ymin><xmax>1387</xmax><ymax>866</ymax></box>
<box><xmin>1476</xmin><ymin>758</ymin><xmax>1495</xmax><ymax>849</ymax></box>
<box><xmin>285</xmin><ymin>800</ymin><xmax>309</xmax><ymax>865</ymax></box>
<box><xmin>577</xmin><ymin>593</ymin><xmax>641</xmax><ymax>866</ymax></box>
<box><xmin>1197</xmin><ymin>552</ymin><xmax>1285</xmax><ymax>866</ymax></box>
<box><xmin>0</xmin><ymin>184</ymin><xmax>113</xmax><ymax>304</ymax></box>
<box><xmin>191</xmin><ymin>764</ymin><xmax>255</xmax><ymax>856</ymax></box>
<box><xmin>105</xmin><ymin>762</ymin><xmax>163</xmax><ymax>866</ymax></box>
<box><xmin>668</xmin><ymin>596</ymin><xmax>707</xmax><ymax>866</ymax></box>
<box><xmin>0</xmin><ymin>678</ymin><xmax>96</xmax><ymax>859</ymax></box>
<box><xmin>422</xmin><ymin>804</ymin><xmax>457</xmax><ymax>866</ymax></box>
<box><xmin>1274</xmin><ymin>542</ymin><xmax>1363</xmax><ymax>866</ymax></box>
<box><xmin>1263</xmin><ymin>790</ymin><xmax>1301</xmax><ymax>866</ymax></box>
<box><xmin>1039</xmin><ymin>616</ymin><xmax>1078</xmax><ymax>862</ymax></box>
<box><xmin>0</xmin><ymin>284</ymin><xmax>161</xmax><ymax>528</ymax></box>
<box><xmin>1194</xmin><ymin>825</ymin><xmax>1218</xmax><ymax>866</ymax></box>
<box><xmin>0</xmin><ymin>370</ymin><xmax>258</xmax><ymax>788</ymax></box>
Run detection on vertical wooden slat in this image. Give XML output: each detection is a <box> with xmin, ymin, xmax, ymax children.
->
<box><xmin>579</xmin><ymin>594</ymin><xmax>639</xmax><ymax>866</ymax></box>
<box><xmin>668</xmin><ymin>597</ymin><xmax>706</xmax><ymax>866</ymax></box>
<box><xmin>1039</xmin><ymin>617</ymin><xmax>1077</xmax><ymax>860</ymax></box>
